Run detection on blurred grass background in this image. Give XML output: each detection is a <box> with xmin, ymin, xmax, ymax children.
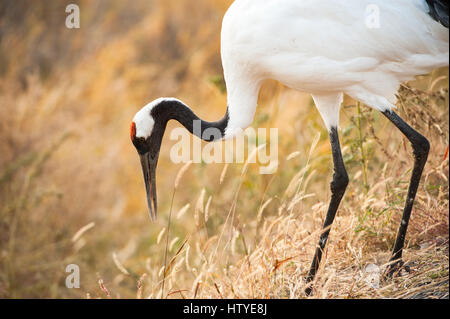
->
<box><xmin>0</xmin><ymin>0</ymin><xmax>448</xmax><ymax>298</ymax></box>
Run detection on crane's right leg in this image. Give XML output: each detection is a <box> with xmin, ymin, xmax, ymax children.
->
<box><xmin>382</xmin><ymin>110</ymin><xmax>430</xmax><ymax>277</ymax></box>
<box><xmin>305</xmin><ymin>94</ymin><xmax>349</xmax><ymax>296</ymax></box>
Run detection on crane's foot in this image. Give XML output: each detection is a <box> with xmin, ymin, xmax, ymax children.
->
<box><xmin>304</xmin><ymin>285</ymin><xmax>313</xmax><ymax>297</ymax></box>
<box><xmin>304</xmin><ymin>273</ymin><xmax>316</xmax><ymax>296</ymax></box>
<box><xmin>383</xmin><ymin>259</ymin><xmax>411</xmax><ymax>280</ymax></box>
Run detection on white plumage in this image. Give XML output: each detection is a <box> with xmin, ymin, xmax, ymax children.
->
<box><xmin>221</xmin><ymin>0</ymin><xmax>448</xmax><ymax>134</ymax></box>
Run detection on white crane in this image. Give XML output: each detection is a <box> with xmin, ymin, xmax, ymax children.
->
<box><xmin>130</xmin><ymin>0</ymin><xmax>449</xmax><ymax>294</ymax></box>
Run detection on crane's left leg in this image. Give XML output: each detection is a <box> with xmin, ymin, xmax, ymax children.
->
<box><xmin>305</xmin><ymin>93</ymin><xmax>348</xmax><ymax>296</ymax></box>
<box><xmin>382</xmin><ymin>110</ymin><xmax>430</xmax><ymax>277</ymax></box>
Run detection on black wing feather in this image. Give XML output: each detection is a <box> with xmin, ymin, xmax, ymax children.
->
<box><xmin>426</xmin><ymin>0</ymin><xmax>449</xmax><ymax>28</ymax></box>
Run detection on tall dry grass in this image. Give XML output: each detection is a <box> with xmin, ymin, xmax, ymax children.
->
<box><xmin>0</xmin><ymin>0</ymin><xmax>448</xmax><ymax>298</ymax></box>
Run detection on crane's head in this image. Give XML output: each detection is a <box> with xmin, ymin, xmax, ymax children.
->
<box><xmin>130</xmin><ymin>99</ymin><xmax>169</xmax><ymax>221</ymax></box>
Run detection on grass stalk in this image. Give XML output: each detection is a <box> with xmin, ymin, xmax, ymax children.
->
<box><xmin>161</xmin><ymin>188</ymin><xmax>176</xmax><ymax>299</ymax></box>
<box><xmin>357</xmin><ymin>102</ymin><xmax>369</xmax><ymax>193</ymax></box>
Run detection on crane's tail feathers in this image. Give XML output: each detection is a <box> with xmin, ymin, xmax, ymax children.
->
<box><xmin>426</xmin><ymin>0</ymin><xmax>449</xmax><ymax>28</ymax></box>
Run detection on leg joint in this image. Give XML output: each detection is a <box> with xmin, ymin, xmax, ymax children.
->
<box><xmin>330</xmin><ymin>170</ymin><xmax>349</xmax><ymax>195</ymax></box>
<box><xmin>412</xmin><ymin>135</ymin><xmax>430</xmax><ymax>160</ymax></box>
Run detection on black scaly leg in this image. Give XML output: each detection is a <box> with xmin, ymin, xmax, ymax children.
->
<box><xmin>305</xmin><ymin>127</ymin><xmax>349</xmax><ymax>296</ymax></box>
<box><xmin>382</xmin><ymin>110</ymin><xmax>430</xmax><ymax>276</ymax></box>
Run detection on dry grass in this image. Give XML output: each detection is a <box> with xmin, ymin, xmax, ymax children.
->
<box><xmin>0</xmin><ymin>0</ymin><xmax>448</xmax><ymax>299</ymax></box>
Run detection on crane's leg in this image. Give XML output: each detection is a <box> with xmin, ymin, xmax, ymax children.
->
<box><xmin>305</xmin><ymin>127</ymin><xmax>349</xmax><ymax>296</ymax></box>
<box><xmin>382</xmin><ymin>110</ymin><xmax>430</xmax><ymax>277</ymax></box>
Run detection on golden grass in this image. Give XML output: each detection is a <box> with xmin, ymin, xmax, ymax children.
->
<box><xmin>0</xmin><ymin>0</ymin><xmax>448</xmax><ymax>299</ymax></box>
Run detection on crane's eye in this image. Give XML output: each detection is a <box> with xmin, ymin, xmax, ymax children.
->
<box><xmin>130</xmin><ymin>122</ymin><xmax>136</xmax><ymax>141</ymax></box>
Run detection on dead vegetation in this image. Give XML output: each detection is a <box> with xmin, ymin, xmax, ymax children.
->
<box><xmin>0</xmin><ymin>0</ymin><xmax>448</xmax><ymax>299</ymax></box>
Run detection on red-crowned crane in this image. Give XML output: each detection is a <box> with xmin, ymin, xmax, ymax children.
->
<box><xmin>130</xmin><ymin>0</ymin><xmax>449</xmax><ymax>295</ymax></box>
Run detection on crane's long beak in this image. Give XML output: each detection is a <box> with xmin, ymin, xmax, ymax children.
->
<box><xmin>139</xmin><ymin>153</ymin><xmax>158</xmax><ymax>221</ymax></box>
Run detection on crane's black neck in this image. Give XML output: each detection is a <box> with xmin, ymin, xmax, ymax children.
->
<box><xmin>150</xmin><ymin>99</ymin><xmax>229</xmax><ymax>142</ymax></box>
